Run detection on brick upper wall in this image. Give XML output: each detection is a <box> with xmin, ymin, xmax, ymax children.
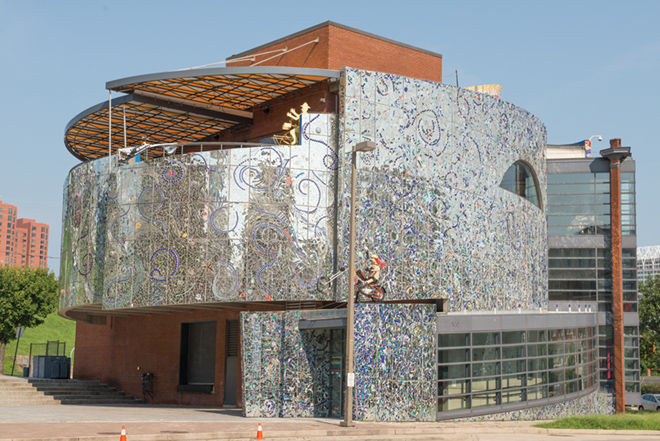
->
<box><xmin>327</xmin><ymin>26</ymin><xmax>442</xmax><ymax>82</ymax></box>
<box><xmin>227</xmin><ymin>22</ymin><xmax>442</xmax><ymax>82</ymax></box>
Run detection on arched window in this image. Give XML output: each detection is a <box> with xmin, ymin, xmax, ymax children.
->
<box><xmin>500</xmin><ymin>161</ymin><xmax>542</xmax><ymax>210</ymax></box>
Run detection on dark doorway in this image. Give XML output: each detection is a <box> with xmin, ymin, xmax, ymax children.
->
<box><xmin>178</xmin><ymin>321</ymin><xmax>217</xmax><ymax>393</ymax></box>
<box><xmin>224</xmin><ymin>319</ymin><xmax>239</xmax><ymax>406</ymax></box>
<box><xmin>328</xmin><ymin>328</ymin><xmax>346</xmax><ymax>417</ymax></box>
<box><xmin>299</xmin><ymin>327</ymin><xmax>345</xmax><ymax>417</ymax></box>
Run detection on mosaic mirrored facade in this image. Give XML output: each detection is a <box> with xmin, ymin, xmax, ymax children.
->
<box><xmin>337</xmin><ymin>68</ymin><xmax>548</xmax><ymax>311</ymax></box>
<box><xmin>241</xmin><ymin>304</ymin><xmax>435</xmax><ymax>420</ymax></box>
<box><xmin>60</xmin><ymin>67</ymin><xmax>554</xmax><ymax>421</ymax></box>
<box><xmin>60</xmin><ymin>115</ymin><xmax>338</xmax><ymax>310</ymax></box>
<box><xmin>61</xmin><ymin>68</ymin><xmax>548</xmax><ymax>312</ymax></box>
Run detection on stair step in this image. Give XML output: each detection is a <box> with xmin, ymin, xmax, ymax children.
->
<box><xmin>43</xmin><ymin>390</ymin><xmax>125</xmax><ymax>396</ymax></box>
<box><xmin>33</xmin><ymin>386</ymin><xmax>111</xmax><ymax>390</ymax></box>
<box><xmin>0</xmin><ymin>376</ymin><xmax>138</xmax><ymax>405</ymax></box>
<box><xmin>59</xmin><ymin>398</ymin><xmax>141</xmax><ymax>405</ymax></box>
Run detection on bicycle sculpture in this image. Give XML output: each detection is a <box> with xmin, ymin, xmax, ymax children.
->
<box><xmin>317</xmin><ymin>255</ymin><xmax>387</xmax><ymax>303</ymax></box>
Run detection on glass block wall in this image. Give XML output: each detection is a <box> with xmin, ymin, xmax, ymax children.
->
<box><xmin>436</xmin><ymin>313</ymin><xmax>599</xmax><ymax>419</ymax></box>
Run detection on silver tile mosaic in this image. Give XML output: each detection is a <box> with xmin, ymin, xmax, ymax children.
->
<box><xmin>241</xmin><ymin>304</ymin><xmax>435</xmax><ymax>420</ymax></box>
<box><xmin>457</xmin><ymin>392</ymin><xmax>614</xmax><ymax>421</ymax></box>
<box><xmin>59</xmin><ymin>115</ymin><xmax>338</xmax><ymax>310</ymax></box>
<box><xmin>337</xmin><ymin>68</ymin><xmax>548</xmax><ymax>311</ymax></box>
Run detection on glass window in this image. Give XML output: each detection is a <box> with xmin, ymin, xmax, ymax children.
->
<box><xmin>548</xmin><ymin>194</ymin><xmax>595</xmax><ymax>205</ymax></box>
<box><xmin>500</xmin><ymin>161</ymin><xmax>542</xmax><ymax>209</ymax></box>
<box><xmin>624</xmin><ymin>327</ymin><xmax>638</xmax><ymax>336</ymax></box>
<box><xmin>624</xmin><ymin>337</ymin><xmax>638</xmax><ymax>347</ymax></box>
<box><xmin>527</xmin><ymin>371</ymin><xmax>547</xmax><ymax>386</ymax></box>
<box><xmin>549</xmin><ymin>269</ymin><xmax>596</xmax><ymax>279</ymax></box>
<box><xmin>502</xmin><ymin>389</ymin><xmax>525</xmax><ymax>404</ymax></box>
<box><xmin>438</xmin><ymin>334</ymin><xmax>470</xmax><ymax>348</ymax></box>
<box><xmin>438</xmin><ymin>348</ymin><xmax>470</xmax><ymax>364</ymax></box>
<box><xmin>528</xmin><ymin>344</ymin><xmax>547</xmax><ymax>357</ymax></box>
<box><xmin>473</xmin><ymin>347</ymin><xmax>499</xmax><ymax>362</ymax></box>
<box><xmin>502</xmin><ymin>331</ymin><xmax>525</xmax><ymax>345</ymax></box>
<box><xmin>621</xmin><ymin>193</ymin><xmax>635</xmax><ymax>204</ymax></box>
<box><xmin>527</xmin><ymin>385</ymin><xmax>548</xmax><ymax>401</ymax></box>
<box><xmin>549</xmin><ymin>369</ymin><xmax>565</xmax><ymax>384</ymax></box>
<box><xmin>438</xmin><ymin>333</ymin><xmax>469</xmax><ymax>348</ymax></box>
<box><xmin>473</xmin><ymin>332</ymin><xmax>500</xmax><ymax>346</ymax></box>
<box><xmin>439</xmin><ymin>364</ymin><xmax>469</xmax><ymax>380</ymax></box>
<box><xmin>502</xmin><ymin>374</ymin><xmax>526</xmax><ymax>389</ymax></box>
<box><xmin>549</xmin><ymin>258</ymin><xmax>596</xmax><ymax>268</ymax></box>
<box><xmin>548</xmin><ymin>173</ymin><xmax>594</xmax><ymax>184</ymax></box>
<box><xmin>438</xmin><ymin>396</ymin><xmax>469</xmax><ymax>412</ymax></box>
<box><xmin>502</xmin><ymin>359</ymin><xmax>526</xmax><ymax>374</ymax></box>
<box><xmin>528</xmin><ymin>358</ymin><xmax>547</xmax><ymax>372</ymax></box>
<box><xmin>472</xmin><ymin>376</ymin><xmax>500</xmax><ymax>393</ymax></box>
<box><xmin>547</xmin><ymin>183</ymin><xmax>595</xmax><ymax>194</ymax></box>
<box><xmin>594</xmin><ymin>172</ymin><xmax>610</xmax><ymax>183</ymax></box>
<box><xmin>439</xmin><ymin>380</ymin><xmax>470</xmax><ymax>396</ymax></box>
<box><xmin>565</xmin><ymin>367</ymin><xmax>577</xmax><ymax>380</ymax></box>
<box><xmin>625</xmin><ymin>371</ymin><xmax>640</xmax><ymax>382</ymax></box>
<box><xmin>472</xmin><ymin>392</ymin><xmax>500</xmax><ymax>408</ymax></box>
<box><xmin>502</xmin><ymin>345</ymin><xmax>525</xmax><ymax>359</ymax></box>
<box><xmin>527</xmin><ymin>330</ymin><xmax>547</xmax><ymax>342</ymax></box>
<box><xmin>473</xmin><ymin>362</ymin><xmax>500</xmax><ymax>377</ymax></box>
<box><xmin>595</xmin><ymin>183</ymin><xmax>611</xmax><ymax>193</ymax></box>
<box><xmin>548</xmin><ymin>205</ymin><xmax>600</xmax><ymax>215</ymax></box>
<box><xmin>548</xmin><ymin>356</ymin><xmax>565</xmax><ymax>369</ymax></box>
<box><xmin>550</xmin><ymin>329</ymin><xmax>565</xmax><ymax>341</ymax></box>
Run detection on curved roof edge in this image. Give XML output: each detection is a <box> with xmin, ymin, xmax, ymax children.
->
<box><xmin>106</xmin><ymin>66</ymin><xmax>341</xmax><ymax>91</ymax></box>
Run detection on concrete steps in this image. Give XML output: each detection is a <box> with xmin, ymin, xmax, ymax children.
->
<box><xmin>0</xmin><ymin>376</ymin><xmax>140</xmax><ymax>405</ymax></box>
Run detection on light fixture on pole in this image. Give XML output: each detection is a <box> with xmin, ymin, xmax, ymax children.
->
<box><xmin>341</xmin><ymin>140</ymin><xmax>377</xmax><ymax>427</ymax></box>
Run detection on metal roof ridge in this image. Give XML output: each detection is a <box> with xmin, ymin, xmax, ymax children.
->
<box><xmin>105</xmin><ymin>66</ymin><xmax>340</xmax><ymax>91</ymax></box>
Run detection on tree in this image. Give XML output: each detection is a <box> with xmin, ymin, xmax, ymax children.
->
<box><xmin>639</xmin><ymin>275</ymin><xmax>660</xmax><ymax>374</ymax></box>
<box><xmin>0</xmin><ymin>266</ymin><xmax>58</xmax><ymax>373</ymax></box>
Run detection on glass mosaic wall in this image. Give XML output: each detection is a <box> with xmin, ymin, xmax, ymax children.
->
<box><xmin>338</xmin><ymin>68</ymin><xmax>548</xmax><ymax>311</ymax></box>
<box><xmin>458</xmin><ymin>392</ymin><xmax>614</xmax><ymax>421</ymax></box>
<box><xmin>59</xmin><ymin>115</ymin><xmax>338</xmax><ymax>309</ymax></box>
<box><xmin>241</xmin><ymin>304</ymin><xmax>436</xmax><ymax>420</ymax></box>
<box><xmin>354</xmin><ymin>304</ymin><xmax>436</xmax><ymax>421</ymax></box>
<box><xmin>61</xmin><ymin>68</ymin><xmax>548</xmax><ymax>313</ymax></box>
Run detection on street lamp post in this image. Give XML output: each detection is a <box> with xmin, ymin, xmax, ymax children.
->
<box><xmin>341</xmin><ymin>140</ymin><xmax>376</xmax><ymax>427</ymax></box>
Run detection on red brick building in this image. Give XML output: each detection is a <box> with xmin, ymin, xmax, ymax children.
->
<box><xmin>0</xmin><ymin>200</ymin><xmax>49</xmax><ymax>269</ymax></box>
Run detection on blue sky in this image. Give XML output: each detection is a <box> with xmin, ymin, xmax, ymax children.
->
<box><xmin>1</xmin><ymin>0</ymin><xmax>659</xmax><ymax>274</ymax></box>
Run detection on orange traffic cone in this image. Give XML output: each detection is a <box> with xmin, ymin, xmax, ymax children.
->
<box><xmin>119</xmin><ymin>425</ymin><xmax>127</xmax><ymax>441</ymax></box>
<box><xmin>255</xmin><ymin>423</ymin><xmax>265</xmax><ymax>439</ymax></box>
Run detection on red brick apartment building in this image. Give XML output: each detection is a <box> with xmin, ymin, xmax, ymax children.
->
<box><xmin>0</xmin><ymin>200</ymin><xmax>49</xmax><ymax>269</ymax></box>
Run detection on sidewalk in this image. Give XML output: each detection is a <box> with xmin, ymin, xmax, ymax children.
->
<box><xmin>0</xmin><ymin>403</ymin><xmax>659</xmax><ymax>441</ymax></box>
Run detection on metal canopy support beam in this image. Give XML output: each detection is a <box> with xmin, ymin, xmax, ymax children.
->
<box><xmin>132</xmin><ymin>93</ymin><xmax>253</xmax><ymax>125</ymax></box>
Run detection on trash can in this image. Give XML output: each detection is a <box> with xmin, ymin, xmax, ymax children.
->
<box><xmin>23</xmin><ymin>366</ymin><xmax>30</xmax><ymax>377</ymax></box>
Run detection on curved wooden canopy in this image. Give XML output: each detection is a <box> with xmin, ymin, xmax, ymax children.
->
<box><xmin>65</xmin><ymin>67</ymin><xmax>340</xmax><ymax>161</ymax></box>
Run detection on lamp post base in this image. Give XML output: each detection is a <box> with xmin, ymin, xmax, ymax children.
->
<box><xmin>339</xmin><ymin>421</ymin><xmax>356</xmax><ymax>427</ymax></box>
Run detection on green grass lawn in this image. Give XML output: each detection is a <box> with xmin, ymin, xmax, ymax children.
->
<box><xmin>535</xmin><ymin>411</ymin><xmax>660</xmax><ymax>430</ymax></box>
<box><xmin>3</xmin><ymin>312</ymin><xmax>76</xmax><ymax>376</ymax></box>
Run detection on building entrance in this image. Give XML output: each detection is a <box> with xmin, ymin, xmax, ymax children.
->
<box><xmin>300</xmin><ymin>327</ymin><xmax>345</xmax><ymax>417</ymax></box>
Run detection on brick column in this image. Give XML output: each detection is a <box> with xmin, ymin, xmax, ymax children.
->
<box><xmin>600</xmin><ymin>138</ymin><xmax>630</xmax><ymax>413</ymax></box>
